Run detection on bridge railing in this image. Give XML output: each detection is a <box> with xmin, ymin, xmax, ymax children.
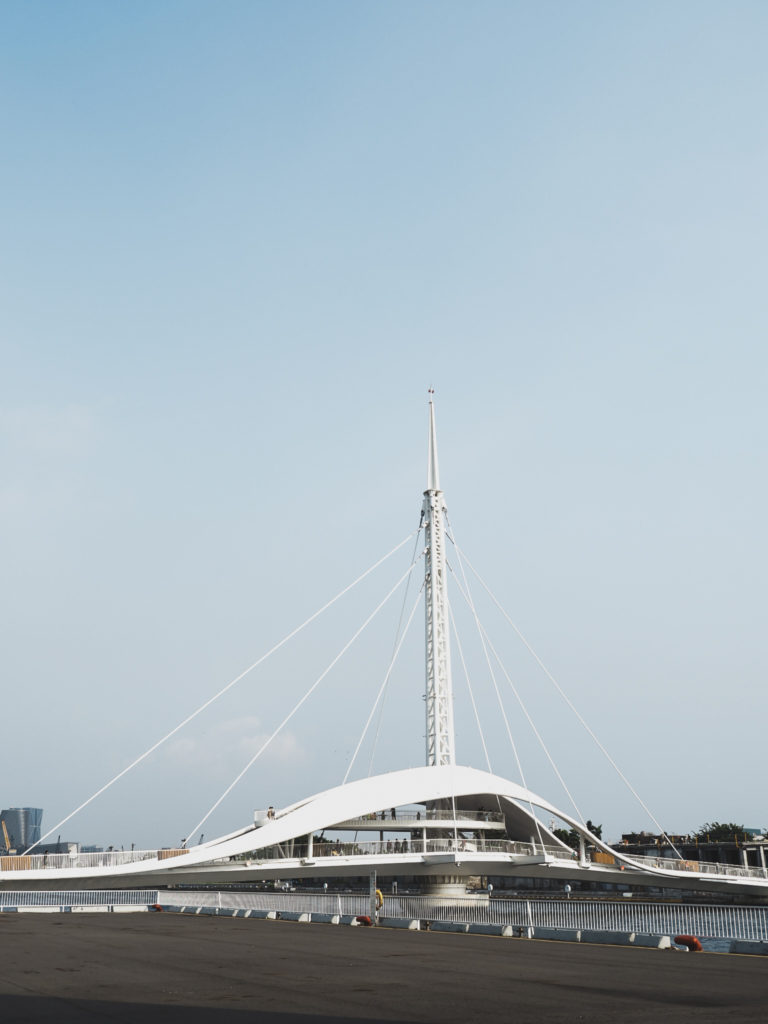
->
<box><xmin>3</xmin><ymin>841</ymin><xmax>766</xmax><ymax>882</ymax></box>
<box><xmin>332</xmin><ymin>809</ymin><xmax>505</xmax><ymax>827</ymax></box>
<box><xmin>246</xmin><ymin>837</ymin><xmax>569</xmax><ymax>861</ymax></box>
<box><xmin>0</xmin><ymin>849</ymin><xmax>169</xmax><ymax>872</ymax></box>
<box><xmin>2</xmin><ymin>839</ymin><xmax>554</xmax><ymax>872</ymax></box>
<box><xmin>157</xmin><ymin>890</ymin><xmax>768</xmax><ymax>942</ymax></box>
<box><xmin>161</xmin><ymin>890</ymin><xmax>370</xmax><ymax>916</ymax></box>
<box><xmin>1</xmin><ymin>886</ymin><xmax>766</xmax><ymax>941</ymax></box>
<box><xmin>0</xmin><ymin>889</ymin><xmax>159</xmax><ymax>907</ymax></box>
<box><xmin>384</xmin><ymin>894</ymin><xmax>768</xmax><ymax>940</ymax></box>
<box><xmin>617</xmin><ymin>852</ymin><xmax>768</xmax><ymax>881</ymax></box>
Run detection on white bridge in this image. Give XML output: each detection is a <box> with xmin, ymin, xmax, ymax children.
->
<box><xmin>5</xmin><ymin>401</ymin><xmax>766</xmax><ymax>897</ymax></box>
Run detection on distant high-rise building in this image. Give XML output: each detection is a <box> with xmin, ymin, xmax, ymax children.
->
<box><xmin>0</xmin><ymin>808</ymin><xmax>43</xmax><ymax>851</ymax></box>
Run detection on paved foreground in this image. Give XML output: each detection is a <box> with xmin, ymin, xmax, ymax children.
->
<box><xmin>0</xmin><ymin>913</ymin><xmax>765</xmax><ymax>1023</ymax></box>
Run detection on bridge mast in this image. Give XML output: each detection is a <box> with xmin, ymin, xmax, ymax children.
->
<box><xmin>423</xmin><ymin>397</ymin><xmax>456</xmax><ymax>767</ymax></box>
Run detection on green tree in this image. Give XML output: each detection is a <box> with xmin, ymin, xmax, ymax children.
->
<box><xmin>552</xmin><ymin>827</ymin><xmax>574</xmax><ymax>849</ymax></box>
<box><xmin>553</xmin><ymin>819</ymin><xmax>602</xmax><ymax>850</ymax></box>
<box><xmin>694</xmin><ymin>822</ymin><xmax>746</xmax><ymax>843</ymax></box>
<box><xmin>586</xmin><ymin>819</ymin><xmax>603</xmax><ymax>840</ymax></box>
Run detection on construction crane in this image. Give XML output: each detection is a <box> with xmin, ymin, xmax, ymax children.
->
<box><xmin>1</xmin><ymin>818</ymin><xmax>15</xmax><ymax>855</ymax></box>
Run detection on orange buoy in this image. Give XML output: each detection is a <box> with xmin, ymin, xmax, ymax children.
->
<box><xmin>674</xmin><ymin>934</ymin><xmax>703</xmax><ymax>951</ymax></box>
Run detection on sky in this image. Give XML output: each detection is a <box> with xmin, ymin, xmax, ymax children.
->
<box><xmin>1</xmin><ymin>0</ymin><xmax>766</xmax><ymax>850</ymax></box>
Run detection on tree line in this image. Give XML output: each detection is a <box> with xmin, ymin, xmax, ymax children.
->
<box><xmin>552</xmin><ymin>820</ymin><xmax>762</xmax><ymax>850</ymax></box>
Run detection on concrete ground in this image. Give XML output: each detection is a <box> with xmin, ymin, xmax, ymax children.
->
<box><xmin>0</xmin><ymin>913</ymin><xmax>765</xmax><ymax>1023</ymax></box>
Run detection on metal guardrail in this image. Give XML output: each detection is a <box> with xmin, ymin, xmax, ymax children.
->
<box><xmin>0</xmin><ymin>889</ymin><xmax>159</xmax><ymax>907</ymax></box>
<box><xmin>251</xmin><ymin>838</ymin><xmax>569</xmax><ymax>861</ymax></box>
<box><xmin>2</xmin><ymin>843</ymin><xmax>766</xmax><ymax>885</ymax></box>
<box><xmin>384</xmin><ymin>895</ymin><xmax>768</xmax><ymax>940</ymax></box>
<box><xmin>620</xmin><ymin>853</ymin><xmax>768</xmax><ymax>881</ymax></box>
<box><xmin>159</xmin><ymin>890</ymin><xmax>768</xmax><ymax>941</ymax></box>
<box><xmin>161</xmin><ymin>890</ymin><xmax>370</xmax><ymax>916</ymax></box>
<box><xmin>0</xmin><ymin>849</ymin><xmax>181</xmax><ymax>872</ymax></box>
<box><xmin>333</xmin><ymin>809</ymin><xmax>505</xmax><ymax>826</ymax></box>
<box><xmin>1</xmin><ymin>887</ymin><xmax>766</xmax><ymax>941</ymax></box>
<box><xmin>0</xmin><ymin>839</ymin><xmax>564</xmax><ymax>870</ymax></box>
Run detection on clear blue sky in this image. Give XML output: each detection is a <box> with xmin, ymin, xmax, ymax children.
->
<box><xmin>1</xmin><ymin>0</ymin><xmax>766</xmax><ymax>848</ymax></box>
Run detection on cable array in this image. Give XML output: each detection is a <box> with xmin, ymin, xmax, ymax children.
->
<box><xmin>25</xmin><ymin>532</ymin><xmax>417</xmax><ymax>855</ymax></box>
<box><xmin>185</xmin><ymin>558</ymin><xmax>423</xmax><ymax>842</ymax></box>
<box><xmin>446</xmin><ymin>530</ymin><xmax>683</xmax><ymax>860</ymax></box>
<box><xmin>343</xmin><ymin>581</ymin><xmax>424</xmax><ymax>785</ymax></box>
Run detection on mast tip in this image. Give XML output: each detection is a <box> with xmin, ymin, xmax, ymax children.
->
<box><xmin>427</xmin><ymin>393</ymin><xmax>440</xmax><ymax>492</ymax></box>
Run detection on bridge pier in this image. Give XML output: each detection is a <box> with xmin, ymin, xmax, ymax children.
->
<box><xmin>423</xmin><ymin>877</ymin><xmax>471</xmax><ymax>898</ymax></box>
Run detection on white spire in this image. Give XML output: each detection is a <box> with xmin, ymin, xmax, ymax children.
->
<box><xmin>427</xmin><ymin>397</ymin><xmax>440</xmax><ymax>492</ymax></box>
<box><xmin>422</xmin><ymin>395</ymin><xmax>455</xmax><ymax>767</ymax></box>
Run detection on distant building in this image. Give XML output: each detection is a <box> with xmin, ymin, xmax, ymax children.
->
<box><xmin>0</xmin><ymin>807</ymin><xmax>43</xmax><ymax>851</ymax></box>
<box><xmin>613</xmin><ymin>830</ymin><xmax>768</xmax><ymax>871</ymax></box>
<box><xmin>35</xmin><ymin>842</ymin><xmax>79</xmax><ymax>856</ymax></box>
<box><xmin>33</xmin><ymin>842</ymin><xmax>104</xmax><ymax>856</ymax></box>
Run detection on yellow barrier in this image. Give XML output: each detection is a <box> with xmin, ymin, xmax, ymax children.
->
<box><xmin>592</xmin><ymin>852</ymin><xmax>616</xmax><ymax>866</ymax></box>
<box><xmin>1</xmin><ymin>856</ymin><xmax>32</xmax><ymax>871</ymax></box>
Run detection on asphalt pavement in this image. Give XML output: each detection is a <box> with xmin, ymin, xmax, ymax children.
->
<box><xmin>0</xmin><ymin>912</ymin><xmax>765</xmax><ymax>1023</ymax></box>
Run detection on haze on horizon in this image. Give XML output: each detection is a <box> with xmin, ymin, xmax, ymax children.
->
<box><xmin>1</xmin><ymin>0</ymin><xmax>766</xmax><ymax>851</ymax></box>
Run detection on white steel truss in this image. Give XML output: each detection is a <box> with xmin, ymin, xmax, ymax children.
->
<box><xmin>423</xmin><ymin>399</ymin><xmax>456</xmax><ymax>767</ymax></box>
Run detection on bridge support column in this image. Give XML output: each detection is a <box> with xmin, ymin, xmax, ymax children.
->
<box><xmin>424</xmin><ymin>877</ymin><xmax>467</xmax><ymax>897</ymax></box>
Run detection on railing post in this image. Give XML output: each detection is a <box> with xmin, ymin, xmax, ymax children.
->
<box><xmin>369</xmin><ymin>871</ymin><xmax>377</xmax><ymax>925</ymax></box>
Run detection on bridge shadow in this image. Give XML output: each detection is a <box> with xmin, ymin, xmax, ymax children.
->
<box><xmin>1</xmin><ymin>996</ymin><xmax>416</xmax><ymax>1024</ymax></box>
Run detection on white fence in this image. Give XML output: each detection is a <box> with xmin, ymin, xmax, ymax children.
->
<box><xmin>161</xmin><ymin>889</ymin><xmax>371</xmax><ymax>916</ymax></box>
<box><xmin>4</xmin><ymin>845</ymin><xmax>767</xmax><ymax>882</ymax></box>
<box><xmin>247</xmin><ymin>838</ymin><xmax>566</xmax><ymax>860</ymax></box>
<box><xmin>2</xmin><ymin>888</ymin><xmax>767</xmax><ymax>941</ymax></box>
<box><xmin>380</xmin><ymin>894</ymin><xmax>768</xmax><ymax>941</ymax></box>
<box><xmin>0</xmin><ymin>889</ymin><xmax>158</xmax><ymax>907</ymax></box>
<box><xmin>3</xmin><ymin>849</ymin><xmax>167</xmax><ymax>872</ymax></box>
<box><xmin>159</xmin><ymin>890</ymin><xmax>768</xmax><ymax>941</ymax></box>
<box><xmin>623</xmin><ymin>852</ymin><xmax>768</xmax><ymax>881</ymax></box>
